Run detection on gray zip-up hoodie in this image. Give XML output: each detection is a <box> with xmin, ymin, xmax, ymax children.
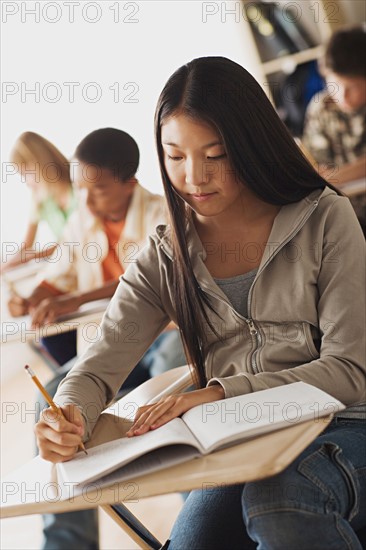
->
<box><xmin>55</xmin><ymin>187</ymin><xmax>366</xmax><ymax>440</ymax></box>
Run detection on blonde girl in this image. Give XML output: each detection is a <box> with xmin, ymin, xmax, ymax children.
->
<box><xmin>3</xmin><ymin>131</ymin><xmax>76</xmax><ymax>271</ymax></box>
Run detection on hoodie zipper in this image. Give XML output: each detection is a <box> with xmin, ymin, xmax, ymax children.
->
<box><xmin>195</xmin><ymin>287</ymin><xmax>260</xmax><ymax>374</ymax></box>
<box><xmin>160</xmin><ymin>198</ymin><xmax>320</xmax><ymax>375</ymax></box>
<box><xmin>246</xmin><ymin>199</ymin><xmax>320</xmax><ymax>374</ymax></box>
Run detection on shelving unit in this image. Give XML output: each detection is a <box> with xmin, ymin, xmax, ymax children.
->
<box><xmin>261</xmin><ymin>45</ymin><xmax>324</xmax><ymax>76</ymax></box>
<box><xmin>241</xmin><ymin>0</ymin><xmax>362</xmax><ymax>134</ymax></box>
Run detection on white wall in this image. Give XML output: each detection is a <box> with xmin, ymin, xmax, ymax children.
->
<box><xmin>1</xmin><ymin>0</ymin><xmax>262</xmax><ymax>248</ymax></box>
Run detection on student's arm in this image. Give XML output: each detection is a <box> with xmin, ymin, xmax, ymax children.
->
<box><xmin>48</xmin><ymin>236</ymin><xmax>174</xmax><ymax>441</ymax></box>
<box><xmin>1</xmin><ymin>222</ymin><xmax>38</xmax><ymax>272</ymax></box>
<box><xmin>302</xmin><ymin>96</ymin><xmax>365</xmax><ymax>184</ymax></box>
<box><xmin>7</xmin><ymin>219</ymin><xmax>79</xmax><ymax>317</ymax></box>
<box><xmin>23</xmin><ymin>221</ymin><xmax>38</xmax><ymax>249</ymax></box>
<box><xmin>9</xmin><ymin>274</ymin><xmax>113</xmax><ymax>321</ymax></box>
<box><xmin>7</xmin><ymin>283</ymin><xmax>55</xmax><ymax>317</ymax></box>
<box><xmin>302</xmin><ymin>98</ymin><xmax>333</xmax><ymax>166</ymax></box>
<box><xmin>207</xmin><ymin>197</ymin><xmax>366</xmax><ymax>406</ymax></box>
<box><xmin>319</xmin><ymin>154</ymin><xmax>366</xmax><ymax>185</ymax></box>
<box><xmin>35</xmin><ymin>404</ymin><xmax>85</xmax><ymax>463</ymax></box>
<box><xmin>78</xmin><ymin>280</ymin><xmax>120</xmax><ymax>304</ymax></box>
<box><xmin>30</xmin><ymin>280</ymin><xmax>120</xmax><ymax>326</ymax></box>
<box><xmin>126</xmin><ymin>385</ymin><xmax>225</xmax><ymax>437</ymax></box>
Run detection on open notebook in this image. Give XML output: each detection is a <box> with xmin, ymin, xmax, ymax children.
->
<box><xmin>58</xmin><ymin>382</ymin><xmax>344</xmax><ymax>490</ymax></box>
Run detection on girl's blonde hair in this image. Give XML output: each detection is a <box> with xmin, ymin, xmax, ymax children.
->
<box><xmin>10</xmin><ymin>131</ymin><xmax>71</xmax><ymax>189</ymax></box>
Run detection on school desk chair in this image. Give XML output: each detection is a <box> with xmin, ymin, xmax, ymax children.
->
<box><xmin>2</xmin><ymin>274</ymin><xmax>365</xmax><ymax>549</ymax></box>
<box><xmin>1</xmin><ymin>265</ymin><xmax>110</xmax><ymax>372</ymax></box>
<box><xmin>3</xmin><ymin>361</ymin><xmax>364</xmax><ymax>549</ymax></box>
<box><xmin>90</xmin><ymin>364</ymin><xmax>366</xmax><ymax>550</ymax></box>
<box><xmin>92</xmin><ymin>364</ymin><xmax>194</xmax><ymax>549</ymax></box>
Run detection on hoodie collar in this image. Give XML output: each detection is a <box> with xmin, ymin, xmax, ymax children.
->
<box><xmin>157</xmin><ymin>186</ymin><xmax>335</xmax><ymax>267</ymax></box>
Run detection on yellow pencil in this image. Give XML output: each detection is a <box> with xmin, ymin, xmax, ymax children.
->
<box><xmin>25</xmin><ymin>365</ymin><xmax>87</xmax><ymax>455</ymax></box>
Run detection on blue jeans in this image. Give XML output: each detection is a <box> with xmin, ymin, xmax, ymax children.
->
<box><xmin>36</xmin><ymin>370</ymin><xmax>100</xmax><ymax>550</ymax></box>
<box><xmin>168</xmin><ymin>418</ymin><xmax>366</xmax><ymax>550</ymax></box>
<box><xmin>37</xmin><ymin>330</ymin><xmax>186</xmax><ymax>550</ymax></box>
<box><xmin>41</xmin><ymin>330</ymin><xmax>78</xmax><ymax>366</ymax></box>
<box><xmin>146</xmin><ymin>330</ymin><xmax>187</xmax><ymax>378</ymax></box>
<box><xmin>42</xmin><ymin>510</ymin><xmax>99</xmax><ymax>550</ymax></box>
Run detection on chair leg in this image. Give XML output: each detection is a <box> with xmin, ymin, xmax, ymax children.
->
<box><xmin>100</xmin><ymin>503</ymin><xmax>162</xmax><ymax>549</ymax></box>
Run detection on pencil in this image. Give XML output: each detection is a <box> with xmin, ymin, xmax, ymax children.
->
<box><xmin>25</xmin><ymin>365</ymin><xmax>87</xmax><ymax>455</ymax></box>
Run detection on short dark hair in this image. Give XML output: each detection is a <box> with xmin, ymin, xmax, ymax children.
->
<box><xmin>325</xmin><ymin>26</ymin><xmax>366</xmax><ymax>78</ymax></box>
<box><xmin>74</xmin><ymin>128</ymin><xmax>139</xmax><ymax>181</ymax></box>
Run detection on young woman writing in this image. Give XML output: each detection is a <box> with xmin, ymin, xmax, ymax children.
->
<box><xmin>35</xmin><ymin>57</ymin><xmax>365</xmax><ymax>549</ymax></box>
<box><xmin>2</xmin><ymin>131</ymin><xmax>76</xmax><ymax>273</ymax></box>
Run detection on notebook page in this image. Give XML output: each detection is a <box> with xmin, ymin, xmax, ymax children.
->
<box><xmin>69</xmin><ymin>445</ymin><xmax>201</xmax><ymax>497</ymax></box>
<box><xmin>58</xmin><ymin>417</ymin><xmax>200</xmax><ymax>486</ymax></box>
<box><xmin>182</xmin><ymin>382</ymin><xmax>345</xmax><ymax>453</ymax></box>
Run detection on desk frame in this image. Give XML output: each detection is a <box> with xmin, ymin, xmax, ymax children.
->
<box><xmin>1</xmin><ymin>417</ymin><xmax>331</xmax><ymax>549</ymax></box>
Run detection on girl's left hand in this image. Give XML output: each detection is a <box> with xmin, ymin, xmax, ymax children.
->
<box><xmin>126</xmin><ymin>385</ymin><xmax>225</xmax><ymax>437</ymax></box>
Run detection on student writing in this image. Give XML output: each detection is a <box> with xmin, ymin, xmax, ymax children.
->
<box><xmin>35</xmin><ymin>57</ymin><xmax>366</xmax><ymax>549</ymax></box>
<box><xmin>28</xmin><ymin>128</ymin><xmax>186</xmax><ymax>550</ymax></box>
<box><xmin>2</xmin><ymin>131</ymin><xmax>76</xmax><ymax>273</ymax></box>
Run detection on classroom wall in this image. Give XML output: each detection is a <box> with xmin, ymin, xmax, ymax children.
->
<box><xmin>1</xmin><ymin>0</ymin><xmax>261</xmax><ymax>247</ymax></box>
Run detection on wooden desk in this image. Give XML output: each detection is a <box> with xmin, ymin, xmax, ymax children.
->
<box><xmin>0</xmin><ymin>417</ymin><xmax>331</xmax><ymax>520</ymax></box>
<box><xmin>1</xmin><ymin>301</ymin><xmax>109</xmax><ymax>380</ymax></box>
<box><xmin>1</xmin><ymin>265</ymin><xmax>109</xmax><ymax>345</ymax></box>
<box><xmin>1</xmin><ymin>269</ymin><xmax>109</xmax><ymax>377</ymax></box>
<box><xmin>339</xmin><ymin>178</ymin><xmax>366</xmax><ymax>198</ymax></box>
<box><xmin>0</xmin><ymin>362</ymin><xmax>333</xmax><ymax>548</ymax></box>
<box><xmin>1</xmin><ymin>296</ymin><xmax>109</xmax><ymax>345</ymax></box>
<box><xmin>1</xmin><ymin>420</ymin><xmax>332</xmax><ymax>549</ymax></box>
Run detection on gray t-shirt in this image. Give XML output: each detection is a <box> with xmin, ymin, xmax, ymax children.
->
<box><xmin>214</xmin><ymin>268</ymin><xmax>257</xmax><ymax>318</ymax></box>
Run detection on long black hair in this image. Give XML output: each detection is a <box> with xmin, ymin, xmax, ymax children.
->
<box><xmin>154</xmin><ymin>56</ymin><xmax>337</xmax><ymax>388</ymax></box>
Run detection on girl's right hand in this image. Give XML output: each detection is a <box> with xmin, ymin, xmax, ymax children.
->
<box><xmin>34</xmin><ymin>404</ymin><xmax>85</xmax><ymax>463</ymax></box>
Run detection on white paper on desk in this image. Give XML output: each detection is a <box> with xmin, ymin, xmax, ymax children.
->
<box><xmin>58</xmin><ymin>382</ymin><xmax>345</xmax><ymax>489</ymax></box>
<box><xmin>69</xmin><ymin>445</ymin><xmax>200</xmax><ymax>497</ymax></box>
<box><xmin>58</xmin><ymin>418</ymin><xmax>199</xmax><ymax>486</ymax></box>
<box><xmin>1</xmin><ymin>456</ymin><xmax>57</xmax><ymax>507</ymax></box>
<box><xmin>182</xmin><ymin>381</ymin><xmax>345</xmax><ymax>453</ymax></box>
<box><xmin>1</xmin><ymin>299</ymin><xmax>110</xmax><ymax>343</ymax></box>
